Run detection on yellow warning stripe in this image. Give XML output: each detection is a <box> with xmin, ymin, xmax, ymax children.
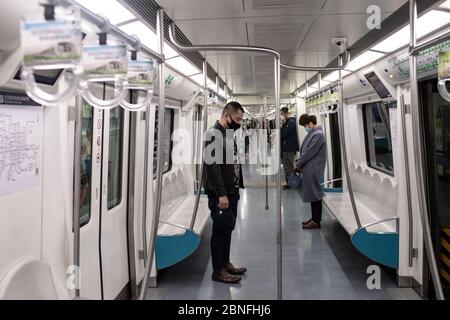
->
<box><xmin>441</xmin><ymin>269</ymin><xmax>450</xmax><ymax>284</ymax></box>
<box><xmin>442</xmin><ymin>238</ymin><xmax>450</xmax><ymax>253</ymax></box>
<box><xmin>442</xmin><ymin>253</ymin><xmax>450</xmax><ymax>268</ymax></box>
<box><xmin>443</xmin><ymin>228</ymin><xmax>450</xmax><ymax>238</ymax></box>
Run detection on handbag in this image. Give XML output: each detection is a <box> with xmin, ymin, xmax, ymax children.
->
<box><xmin>288</xmin><ymin>172</ymin><xmax>302</xmax><ymax>189</ymax></box>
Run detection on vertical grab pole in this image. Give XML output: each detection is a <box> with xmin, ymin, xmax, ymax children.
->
<box><xmin>73</xmin><ymin>91</ymin><xmax>82</xmax><ymax>299</ymax></box>
<box><xmin>264</xmin><ymin>96</ymin><xmax>269</xmax><ymax>211</ymax></box>
<box><xmin>139</xmin><ymin>9</ymin><xmax>166</xmax><ymax>300</ymax></box>
<box><xmin>190</xmin><ymin>58</ymin><xmax>208</xmax><ymax>230</ymax></box>
<box><xmin>274</xmin><ymin>57</ymin><xmax>282</xmax><ymax>300</ymax></box>
<box><xmin>141</xmin><ymin>100</ymin><xmax>152</xmax><ymax>265</ymax></box>
<box><xmin>408</xmin><ymin>0</ymin><xmax>444</xmax><ymax>300</ymax></box>
<box><xmin>399</xmin><ymin>95</ymin><xmax>414</xmax><ymax>267</ymax></box>
<box><xmin>338</xmin><ymin>54</ymin><xmax>362</xmax><ymax>229</ymax></box>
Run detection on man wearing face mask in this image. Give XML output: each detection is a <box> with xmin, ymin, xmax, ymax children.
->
<box><xmin>203</xmin><ymin>101</ymin><xmax>246</xmax><ymax>284</ymax></box>
<box><xmin>280</xmin><ymin>107</ymin><xmax>300</xmax><ymax>189</ymax></box>
<box><xmin>295</xmin><ymin>114</ymin><xmax>327</xmax><ymax>229</ymax></box>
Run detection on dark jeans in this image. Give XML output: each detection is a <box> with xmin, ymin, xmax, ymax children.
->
<box><xmin>311</xmin><ymin>200</ymin><xmax>322</xmax><ymax>223</ymax></box>
<box><xmin>282</xmin><ymin>152</ymin><xmax>296</xmax><ymax>184</ymax></box>
<box><xmin>208</xmin><ymin>192</ymin><xmax>240</xmax><ymax>271</ymax></box>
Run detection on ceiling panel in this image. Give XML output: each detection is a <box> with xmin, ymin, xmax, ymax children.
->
<box><xmin>207</xmin><ymin>54</ymin><xmax>252</xmax><ymax>78</ymax></box>
<box><xmin>321</xmin><ymin>0</ymin><xmax>409</xmax><ymax>13</ymax></box>
<box><xmin>289</xmin><ymin>51</ymin><xmax>334</xmax><ymax>67</ymax></box>
<box><xmin>173</xmin><ymin>19</ymin><xmax>248</xmax><ymax>44</ymax></box>
<box><xmin>294</xmin><ymin>12</ymin><xmax>394</xmax><ymax>56</ymax></box>
<box><xmin>154</xmin><ymin>0</ymin><xmax>413</xmax><ymax>95</ymax></box>
<box><xmin>253</xmin><ymin>22</ymin><xmax>306</xmax><ymax>51</ymax></box>
<box><xmin>154</xmin><ymin>0</ymin><xmax>244</xmax><ymax>20</ymax></box>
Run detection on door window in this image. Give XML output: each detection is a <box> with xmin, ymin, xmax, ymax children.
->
<box><xmin>153</xmin><ymin>107</ymin><xmax>174</xmax><ymax>177</ymax></box>
<box><xmin>80</xmin><ymin>101</ymin><xmax>93</xmax><ymax>226</ymax></box>
<box><xmin>363</xmin><ymin>101</ymin><xmax>396</xmax><ymax>176</ymax></box>
<box><xmin>107</xmin><ymin>107</ymin><xmax>124</xmax><ymax>210</ymax></box>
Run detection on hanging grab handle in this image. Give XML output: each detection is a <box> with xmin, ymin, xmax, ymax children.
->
<box><xmin>20</xmin><ymin>1</ymin><xmax>83</xmax><ymax>106</ymax></box>
<box><xmin>21</xmin><ymin>65</ymin><xmax>83</xmax><ymax>106</ymax></box>
<box><xmin>438</xmin><ymin>78</ymin><xmax>450</xmax><ymax>102</ymax></box>
<box><xmin>120</xmin><ymin>36</ymin><xmax>155</xmax><ymax>112</ymax></box>
<box><xmin>438</xmin><ymin>51</ymin><xmax>450</xmax><ymax>102</ymax></box>
<box><xmin>81</xmin><ymin>24</ymin><xmax>129</xmax><ymax>110</ymax></box>
<box><xmin>120</xmin><ymin>89</ymin><xmax>154</xmax><ymax>112</ymax></box>
<box><xmin>80</xmin><ymin>77</ymin><xmax>128</xmax><ymax>110</ymax></box>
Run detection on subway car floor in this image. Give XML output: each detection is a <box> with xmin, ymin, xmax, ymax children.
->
<box><xmin>146</xmin><ymin>165</ymin><xmax>421</xmax><ymax>300</ymax></box>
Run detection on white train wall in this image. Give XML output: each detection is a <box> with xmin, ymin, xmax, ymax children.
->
<box><xmin>0</xmin><ymin>39</ymin><xmax>204</xmax><ymax>298</ymax></box>
<box><xmin>295</xmin><ymin>25</ymin><xmax>450</xmax><ymax>292</ymax></box>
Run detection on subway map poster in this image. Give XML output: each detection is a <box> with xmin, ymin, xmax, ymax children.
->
<box><xmin>0</xmin><ymin>91</ymin><xmax>42</xmax><ymax>196</ymax></box>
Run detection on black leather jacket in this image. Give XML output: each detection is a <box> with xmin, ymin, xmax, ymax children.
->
<box><xmin>202</xmin><ymin>121</ymin><xmax>244</xmax><ymax>197</ymax></box>
<box><xmin>281</xmin><ymin>117</ymin><xmax>300</xmax><ymax>152</ymax></box>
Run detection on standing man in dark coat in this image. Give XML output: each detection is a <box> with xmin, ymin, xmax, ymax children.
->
<box><xmin>280</xmin><ymin>107</ymin><xmax>300</xmax><ymax>189</ymax></box>
<box><xmin>203</xmin><ymin>101</ymin><xmax>247</xmax><ymax>284</ymax></box>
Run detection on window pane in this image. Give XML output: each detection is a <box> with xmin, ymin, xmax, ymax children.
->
<box><xmin>107</xmin><ymin>107</ymin><xmax>124</xmax><ymax>209</ymax></box>
<box><xmin>363</xmin><ymin>102</ymin><xmax>396</xmax><ymax>175</ymax></box>
<box><xmin>153</xmin><ymin>107</ymin><xmax>174</xmax><ymax>177</ymax></box>
<box><xmin>80</xmin><ymin>100</ymin><xmax>93</xmax><ymax>227</ymax></box>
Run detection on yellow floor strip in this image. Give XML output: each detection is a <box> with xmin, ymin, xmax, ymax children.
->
<box><xmin>443</xmin><ymin>228</ymin><xmax>450</xmax><ymax>238</ymax></box>
<box><xmin>441</xmin><ymin>253</ymin><xmax>450</xmax><ymax>268</ymax></box>
<box><xmin>440</xmin><ymin>269</ymin><xmax>450</xmax><ymax>284</ymax></box>
<box><xmin>442</xmin><ymin>238</ymin><xmax>450</xmax><ymax>253</ymax></box>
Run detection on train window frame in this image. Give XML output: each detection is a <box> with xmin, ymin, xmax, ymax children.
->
<box><xmin>107</xmin><ymin>106</ymin><xmax>125</xmax><ymax>210</ymax></box>
<box><xmin>153</xmin><ymin>107</ymin><xmax>175</xmax><ymax>178</ymax></box>
<box><xmin>362</xmin><ymin>101</ymin><xmax>396</xmax><ymax>177</ymax></box>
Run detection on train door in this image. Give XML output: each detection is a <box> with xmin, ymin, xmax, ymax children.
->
<box><xmin>78</xmin><ymin>89</ymin><xmax>103</xmax><ymax>300</ymax></box>
<box><xmin>100</xmin><ymin>86</ymin><xmax>130</xmax><ymax>299</ymax></box>
<box><xmin>78</xmin><ymin>84</ymin><xmax>130</xmax><ymax>300</ymax></box>
<box><xmin>419</xmin><ymin>78</ymin><xmax>450</xmax><ymax>299</ymax></box>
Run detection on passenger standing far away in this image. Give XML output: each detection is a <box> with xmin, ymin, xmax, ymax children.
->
<box><xmin>280</xmin><ymin>107</ymin><xmax>300</xmax><ymax>189</ymax></box>
<box><xmin>203</xmin><ymin>101</ymin><xmax>247</xmax><ymax>284</ymax></box>
<box><xmin>295</xmin><ymin>114</ymin><xmax>327</xmax><ymax>229</ymax></box>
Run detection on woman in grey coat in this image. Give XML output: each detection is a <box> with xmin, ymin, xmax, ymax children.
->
<box><xmin>295</xmin><ymin>114</ymin><xmax>327</xmax><ymax>229</ymax></box>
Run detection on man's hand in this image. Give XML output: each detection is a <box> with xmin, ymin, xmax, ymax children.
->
<box><xmin>218</xmin><ymin>196</ymin><xmax>229</xmax><ymax>209</ymax></box>
<box><xmin>294</xmin><ymin>167</ymin><xmax>302</xmax><ymax>174</ymax></box>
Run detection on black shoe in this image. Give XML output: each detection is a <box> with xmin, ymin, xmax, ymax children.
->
<box><xmin>303</xmin><ymin>221</ymin><xmax>321</xmax><ymax>229</ymax></box>
<box><xmin>225</xmin><ymin>263</ymin><xmax>247</xmax><ymax>275</ymax></box>
<box><xmin>283</xmin><ymin>185</ymin><xmax>291</xmax><ymax>190</ymax></box>
<box><xmin>302</xmin><ymin>218</ymin><xmax>312</xmax><ymax>225</ymax></box>
<box><xmin>212</xmin><ymin>270</ymin><xmax>241</xmax><ymax>283</ymax></box>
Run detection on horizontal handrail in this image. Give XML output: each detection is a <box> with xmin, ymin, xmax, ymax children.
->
<box><xmin>169</xmin><ymin>23</ymin><xmax>352</xmax><ymax>74</ymax></box>
<box><xmin>409</xmin><ymin>30</ymin><xmax>450</xmax><ymax>56</ymax></box>
<box><xmin>158</xmin><ymin>220</ymin><xmax>191</xmax><ymax>232</ymax></box>
<box><xmin>169</xmin><ymin>23</ymin><xmax>280</xmax><ymax>58</ymax></box>
<box><xmin>351</xmin><ymin>217</ymin><xmax>400</xmax><ymax>237</ymax></box>
<box><xmin>281</xmin><ymin>51</ymin><xmax>351</xmax><ymax>72</ymax></box>
<box><xmin>59</xmin><ymin>0</ymin><xmax>164</xmax><ymax>63</ymax></box>
<box><xmin>321</xmin><ymin>178</ymin><xmax>343</xmax><ymax>186</ymax></box>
